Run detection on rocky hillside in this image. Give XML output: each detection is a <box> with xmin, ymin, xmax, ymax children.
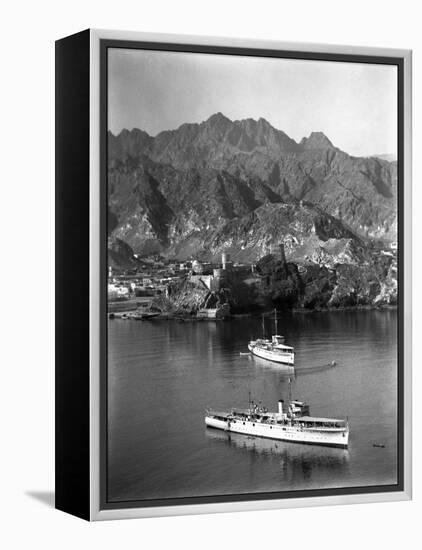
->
<box><xmin>254</xmin><ymin>252</ymin><xmax>397</xmax><ymax>310</ymax></box>
<box><xmin>107</xmin><ymin>113</ymin><xmax>398</xmax><ymax>308</ymax></box>
<box><xmin>108</xmin><ymin>154</ymin><xmax>365</xmax><ymax>263</ymax></box>
<box><xmin>109</xmin><ymin>113</ymin><xmax>397</xmax><ymax>245</ymax></box>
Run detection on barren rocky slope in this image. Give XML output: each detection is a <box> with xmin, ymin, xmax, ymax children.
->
<box><xmin>107</xmin><ymin>114</ymin><xmax>398</xmax><ymax>308</ymax></box>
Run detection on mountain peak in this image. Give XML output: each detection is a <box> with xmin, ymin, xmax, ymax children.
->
<box><xmin>206</xmin><ymin>112</ymin><xmax>232</xmax><ymax>126</ymax></box>
<box><xmin>300</xmin><ymin>131</ymin><xmax>336</xmax><ymax>150</ymax></box>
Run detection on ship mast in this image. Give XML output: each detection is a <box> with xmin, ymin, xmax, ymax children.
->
<box><xmin>288</xmin><ymin>377</ymin><xmax>292</xmax><ymax>405</ymax></box>
<box><xmin>262</xmin><ymin>314</ymin><xmax>265</xmax><ymax>339</ymax></box>
<box><xmin>274</xmin><ymin>308</ymin><xmax>278</xmax><ymax>335</ymax></box>
<box><xmin>285</xmin><ymin>377</ymin><xmax>293</xmax><ymax>419</ymax></box>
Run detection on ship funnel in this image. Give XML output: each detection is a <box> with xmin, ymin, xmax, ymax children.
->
<box><xmin>278</xmin><ymin>400</ymin><xmax>284</xmax><ymax>415</ymax></box>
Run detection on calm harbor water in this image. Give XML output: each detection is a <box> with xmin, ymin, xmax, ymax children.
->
<box><xmin>107</xmin><ymin>310</ymin><xmax>397</xmax><ymax>502</ymax></box>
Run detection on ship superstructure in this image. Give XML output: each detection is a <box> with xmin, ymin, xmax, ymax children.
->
<box><xmin>248</xmin><ymin>309</ymin><xmax>294</xmax><ymax>365</ymax></box>
<box><xmin>205</xmin><ymin>395</ymin><xmax>349</xmax><ymax>448</ymax></box>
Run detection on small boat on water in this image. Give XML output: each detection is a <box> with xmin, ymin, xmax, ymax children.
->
<box><xmin>248</xmin><ymin>309</ymin><xmax>294</xmax><ymax>365</ymax></box>
<box><xmin>205</xmin><ymin>392</ymin><xmax>349</xmax><ymax>449</ymax></box>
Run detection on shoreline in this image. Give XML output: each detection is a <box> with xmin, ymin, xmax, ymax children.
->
<box><xmin>291</xmin><ymin>304</ymin><xmax>397</xmax><ymax>314</ymax></box>
<box><xmin>108</xmin><ymin>301</ymin><xmax>397</xmax><ymax>320</ymax></box>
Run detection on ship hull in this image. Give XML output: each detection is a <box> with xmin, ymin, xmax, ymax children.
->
<box><xmin>248</xmin><ymin>344</ymin><xmax>295</xmax><ymax>365</ymax></box>
<box><xmin>205</xmin><ymin>416</ymin><xmax>348</xmax><ymax>448</ymax></box>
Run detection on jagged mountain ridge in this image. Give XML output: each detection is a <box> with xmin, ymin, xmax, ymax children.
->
<box><xmin>109</xmin><ymin>113</ymin><xmax>397</xmax><ymax>245</ymax></box>
<box><xmin>109</xmin><ymin>113</ymin><xmax>302</xmax><ymax>164</ymax></box>
<box><xmin>108</xmin><ymin>113</ymin><xmax>397</xmax><ymax>262</ymax></box>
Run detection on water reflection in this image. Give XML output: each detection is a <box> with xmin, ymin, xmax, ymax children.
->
<box><xmin>248</xmin><ymin>355</ymin><xmax>339</xmax><ymax>378</ymax></box>
<box><xmin>248</xmin><ymin>355</ymin><xmax>295</xmax><ymax>377</ymax></box>
<box><xmin>206</xmin><ymin>428</ymin><xmax>350</xmax><ymax>483</ymax></box>
<box><xmin>295</xmin><ymin>362</ymin><xmax>339</xmax><ymax>377</ymax></box>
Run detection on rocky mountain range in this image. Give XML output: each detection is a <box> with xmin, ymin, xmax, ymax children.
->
<box><xmin>107</xmin><ymin>113</ymin><xmax>397</xmax><ymax>308</ymax></box>
<box><xmin>108</xmin><ymin>113</ymin><xmax>397</xmax><ymax>261</ymax></box>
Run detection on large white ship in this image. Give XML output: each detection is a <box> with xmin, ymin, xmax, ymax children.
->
<box><xmin>248</xmin><ymin>309</ymin><xmax>294</xmax><ymax>365</ymax></box>
<box><xmin>205</xmin><ymin>396</ymin><xmax>349</xmax><ymax>448</ymax></box>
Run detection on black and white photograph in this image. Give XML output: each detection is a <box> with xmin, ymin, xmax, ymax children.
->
<box><xmin>105</xmin><ymin>45</ymin><xmax>401</xmax><ymax>504</ymax></box>
<box><xmin>2</xmin><ymin>0</ymin><xmax>420</xmax><ymax>543</ymax></box>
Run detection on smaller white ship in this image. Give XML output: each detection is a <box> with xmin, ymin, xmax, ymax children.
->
<box><xmin>205</xmin><ymin>391</ymin><xmax>349</xmax><ymax>448</ymax></box>
<box><xmin>248</xmin><ymin>309</ymin><xmax>294</xmax><ymax>365</ymax></box>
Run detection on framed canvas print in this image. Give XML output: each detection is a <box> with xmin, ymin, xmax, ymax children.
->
<box><xmin>55</xmin><ymin>29</ymin><xmax>412</xmax><ymax>521</ymax></box>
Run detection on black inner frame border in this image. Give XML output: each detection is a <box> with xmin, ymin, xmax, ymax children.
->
<box><xmin>99</xmin><ymin>38</ymin><xmax>405</xmax><ymax>511</ymax></box>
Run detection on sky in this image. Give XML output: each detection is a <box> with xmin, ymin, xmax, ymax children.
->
<box><xmin>108</xmin><ymin>48</ymin><xmax>397</xmax><ymax>158</ymax></box>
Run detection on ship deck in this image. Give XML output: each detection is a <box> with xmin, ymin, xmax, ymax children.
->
<box><xmin>206</xmin><ymin>411</ymin><xmax>347</xmax><ymax>428</ymax></box>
